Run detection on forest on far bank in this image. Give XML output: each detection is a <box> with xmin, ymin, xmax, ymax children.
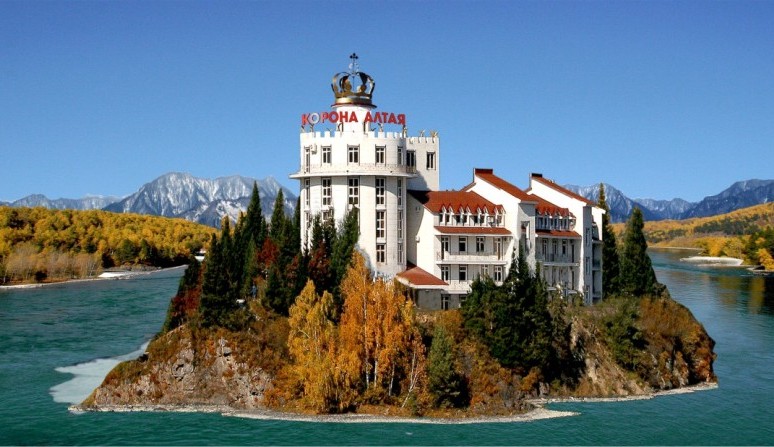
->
<box><xmin>613</xmin><ymin>202</ymin><xmax>774</xmax><ymax>269</ymax></box>
<box><xmin>0</xmin><ymin>206</ymin><xmax>215</xmax><ymax>284</ymax></box>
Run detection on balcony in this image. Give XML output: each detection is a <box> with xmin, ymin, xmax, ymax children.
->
<box><xmin>445</xmin><ymin>280</ymin><xmax>473</xmax><ymax>291</ymax></box>
<box><xmin>436</xmin><ymin>251</ymin><xmax>507</xmax><ymax>263</ymax></box>
<box><xmin>291</xmin><ymin>163</ymin><xmax>417</xmax><ymax>178</ymax></box>
<box><xmin>536</xmin><ymin>253</ymin><xmax>578</xmax><ymax>265</ymax></box>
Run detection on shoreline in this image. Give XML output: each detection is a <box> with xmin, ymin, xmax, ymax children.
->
<box><xmin>70</xmin><ymin>382</ymin><xmax>717</xmax><ymax>424</ymax></box>
<box><xmin>0</xmin><ymin>265</ymin><xmax>187</xmax><ymax>291</ymax></box>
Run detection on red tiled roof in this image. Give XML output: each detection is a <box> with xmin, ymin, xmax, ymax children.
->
<box><xmin>397</xmin><ymin>264</ymin><xmax>447</xmax><ymax>287</ymax></box>
<box><xmin>408</xmin><ymin>189</ymin><xmax>504</xmax><ymax>214</ymax></box>
<box><xmin>473</xmin><ymin>168</ymin><xmax>535</xmax><ymax>202</ymax></box>
<box><xmin>531</xmin><ymin>174</ymin><xmax>595</xmax><ymax>205</ymax></box>
<box><xmin>434</xmin><ymin>226</ymin><xmax>512</xmax><ymax>235</ymax></box>
<box><xmin>536</xmin><ymin>229</ymin><xmax>581</xmax><ymax>238</ymax></box>
<box><xmin>533</xmin><ymin>196</ymin><xmax>572</xmax><ymax>217</ymax></box>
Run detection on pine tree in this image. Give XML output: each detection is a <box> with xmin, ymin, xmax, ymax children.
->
<box><xmin>242</xmin><ymin>182</ymin><xmax>265</xmax><ymax>248</ymax></box>
<box><xmin>619</xmin><ymin>207</ymin><xmax>659</xmax><ymax>296</ymax></box>
<box><xmin>598</xmin><ymin>183</ymin><xmax>621</xmax><ymax>297</ymax></box>
<box><xmin>427</xmin><ymin>324</ymin><xmax>466</xmax><ymax>408</ymax></box>
<box><xmin>269</xmin><ymin>189</ymin><xmax>286</xmax><ymax>244</ymax></box>
<box><xmin>330</xmin><ymin>208</ymin><xmax>360</xmax><ymax>312</ymax></box>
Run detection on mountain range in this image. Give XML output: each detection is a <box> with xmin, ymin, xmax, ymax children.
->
<box><xmin>564</xmin><ymin>179</ymin><xmax>774</xmax><ymax>223</ymax></box>
<box><xmin>4</xmin><ymin>174</ymin><xmax>772</xmax><ymax>226</ymax></box>
<box><xmin>3</xmin><ymin>173</ymin><xmax>297</xmax><ymax>228</ymax></box>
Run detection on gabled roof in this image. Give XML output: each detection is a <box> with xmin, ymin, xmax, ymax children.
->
<box><xmin>408</xmin><ymin>189</ymin><xmax>504</xmax><ymax>215</ymax></box>
<box><xmin>397</xmin><ymin>264</ymin><xmax>447</xmax><ymax>287</ymax></box>
<box><xmin>530</xmin><ymin>174</ymin><xmax>595</xmax><ymax>206</ymax></box>
<box><xmin>472</xmin><ymin>168</ymin><xmax>535</xmax><ymax>202</ymax></box>
<box><xmin>434</xmin><ymin>226</ymin><xmax>512</xmax><ymax>235</ymax></box>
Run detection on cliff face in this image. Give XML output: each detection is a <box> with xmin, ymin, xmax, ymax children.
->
<box><xmin>564</xmin><ymin>293</ymin><xmax>716</xmax><ymax>398</ymax></box>
<box><xmin>81</xmin><ymin>325</ymin><xmax>279</xmax><ymax>409</ymax></box>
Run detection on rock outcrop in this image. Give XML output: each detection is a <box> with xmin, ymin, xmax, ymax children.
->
<box><xmin>81</xmin><ymin>325</ymin><xmax>274</xmax><ymax>410</ymax></box>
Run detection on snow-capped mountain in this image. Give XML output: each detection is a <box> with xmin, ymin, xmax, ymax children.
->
<box><xmin>9</xmin><ymin>194</ymin><xmax>122</xmax><ymax>210</ymax></box>
<box><xmin>104</xmin><ymin>173</ymin><xmax>296</xmax><ymax>228</ymax></box>
<box><xmin>565</xmin><ymin>179</ymin><xmax>774</xmax><ymax>222</ymax></box>
<box><xmin>682</xmin><ymin>179</ymin><xmax>774</xmax><ymax>219</ymax></box>
<box><xmin>563</xmin><ymin>183</ymin><xmax>663</xmax><ymax>222</ymax></box>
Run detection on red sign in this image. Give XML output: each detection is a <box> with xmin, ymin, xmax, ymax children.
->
<box><xmin>301</xmin><ymin>111</ymin><xmax>406</xmax><ymax>127</ymax></box>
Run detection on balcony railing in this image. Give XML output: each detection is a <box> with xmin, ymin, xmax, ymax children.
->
<box><xmin>299</xmin><ymin>163</ymin><xmax>417</xmax><ymax>175</ymax></box>
<box><xmin>445</xmin><ymin>280</ymin><xmax>473</xmax><ymax>291</ymax></box>
<box><xmin>436</xmin><ymin>251</ymin><xmax>507</xmax><ymax>262</ymax></box>
<box><xmin>536</xmin><ymin>253</ymin><xmax>578</xmax><ymax>264</ymax></box>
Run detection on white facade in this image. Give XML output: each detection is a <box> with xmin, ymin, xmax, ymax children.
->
<box><xmin>292</xmin><ymin>59</ymin><xmax>603</xmax><ymax>308</ymax></box>
<box><xmin>290</xmin><ymin>62</ymin><xmax>438</xmax><ymax>277</ymax></box>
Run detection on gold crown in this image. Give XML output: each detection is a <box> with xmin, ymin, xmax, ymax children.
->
<box><xmin>331</xmin><ymin>53</ymin><xmax>375</xmax><ymax>106</ymax></box>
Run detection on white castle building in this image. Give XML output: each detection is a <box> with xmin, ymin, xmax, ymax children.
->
<box><xmin>292</xmin><ymin>55</ymin><xmax>603</xmax><ymax>308</ymax></box>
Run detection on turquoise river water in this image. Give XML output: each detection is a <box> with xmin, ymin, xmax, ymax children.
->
<box><xmin>1</xmin><ymin>249</ymin><xmax>773</xmax><ymax>445</ymax></box>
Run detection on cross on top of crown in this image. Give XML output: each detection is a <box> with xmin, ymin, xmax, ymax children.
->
<box><xmin>348</xmin><ymin>53</ymin><xmax>359</xmax><ymax>75</ymax></box>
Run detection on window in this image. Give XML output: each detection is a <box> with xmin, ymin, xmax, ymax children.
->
<box><xmin>304</xmin><ymin>179</ymin><xmax>310</xmax><ymax>207</ymax></box>
<box><xmin>375</xmin><ymin>145</ymin><xmax>385</xmax><ymax>164</ymax></box>
<box><xmin>426</xmin><ymin>152</ymin><xmax>436</xmax><ymax>170</ymax></box>
<box><xmin>441</xmin><ymin>265</ymin><xmax>450</xmax><ymax>281</ymax></box>
<box><xmin>458</xmin><ymin>236</ymin><xmax>467</xmax><ymax>253</ymax></box>
<box><xmin>376</xmin><ymin>210</ymin><xmax>386</xmax><ymax>239</ymax></box>
<box><xmin>322</xmin><ymin>209</ymin><xmax>334</xmax><ymax>222</ymax></box>
<box><xmin>348</xmin><ymin>177</ymin><xmax>359</xmax><ymax>208</ymax></box>
<box><xmin>322</xmin><ymin>178</ymin><xmax>332</xmax><ymax>206</ymax></box>
<box><xmin>441</xmin><ymin>236</ymin><xmax>450</xmax><ymax>257</ymax></box>
<box><xmin>406</xmin><ymin>150</ymin><xmax>416</xmax><ymax>168</ymax></box>
<box><xmin>375</xmin><ymin>177</ymin><xmax>385</xmax><ymax>206</ymax></box>
<box><xmin>476</xmin><ymin>236</ymin><xmax>485</xmax><ymax>253</ymax></box>
<box><xmin>494</xmin><ymin>266</ymin><xmax>503</xmax><ymax>282</ymax></box>
<box><xmin>304</xmin><ymin>146</ymin><xmax>311</xmax><ymax>170</ymax></box>
<box><xmin>397</xmin><ymin>210</ymin><xmax>403</xmax><ymax>240</ymax></box>
<box><xmin>348</xmin><ymin>145</ymin><xmax>359</xmax><ymax>164</ymax></box>
<box><xmin>322</xmin><ymin>146</ymin><xmax>331</xmax><ymax>164</ymax></box>
<box><xmin>459</xmin><ymin>265</ymin><xmax>468</xmax><ymax>282</ymax></box>
<box><xmin>397</xmin><ymin>146</ymin><xmax>404</xmax><ymax>165</ymax></box>
<box><xmin>441</xmin><ymin>294</ymin><xmax>449</xmax><ymax>310</ymax></box>
<box><xmin>585</xmin><ymin>256</ymin><xmax>591</xmax><ymax>275</ymax></box>
<box><xmin>480</xmin><ymin>264</ymin><xmax>489</xmax><ymax>278</ymax></box>
<box><xmin>397</xmin><ymin>243</ymin><xmax>403</xmax><ymax>263</ymax></box>
<box><xmin>459</xmin><ymin>295</ymin><xmax>467</xmax><ymax>308</ymax></box>
<box><xmin>397</xmin><ymin>179</ymin><xmax>403</xmax><ymax>207</ymax></box>
<box><xmin>376</xmin><ymin>244</ymin><xmax>385</xmax><ymax>263</ymax></box>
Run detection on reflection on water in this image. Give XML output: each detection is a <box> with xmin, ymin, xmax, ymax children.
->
<box><xmin>649</xmin><ymin>248</ymin><xmax>774</xmax><ymax>315</ymax></box>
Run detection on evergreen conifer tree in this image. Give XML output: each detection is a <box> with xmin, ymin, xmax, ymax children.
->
<box><xmin>427</xmin><ymin>324</ymin><xmax>466</xmax><ymax>408</ymax></box>
<box><xmin>598</xmin><ymin>183</ymin><xmax>621</xmax><ymax>297</ymax></box>
<box><xmin>269</xmin><ymin>189</ymin><xmax>286</xmax><ymax>244</ymax></box>
<box><xmin>619</xmin><ymin>207</ymin><xmax>659</xmax><ymax>296</ymax></box>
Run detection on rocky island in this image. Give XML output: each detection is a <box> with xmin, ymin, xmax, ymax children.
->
<box><xmin>76</xmin><ymin>194</ymin><xmax>717</xmax><ymax>419</ymax></box>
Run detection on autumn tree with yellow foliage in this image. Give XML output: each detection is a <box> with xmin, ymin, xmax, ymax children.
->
<box><xmin>275</xmin><ymin>252</ymin><xmax>428</xmax><ymax>414</ymax></box>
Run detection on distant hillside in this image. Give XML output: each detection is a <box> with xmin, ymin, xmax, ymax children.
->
<box><xmin>0</xmin><ymin>206</ymin><xmax>215</xmax><ymax>284</ymax></box>
<box><xmin>565</xmin><ymin>179</ymin><xmax>774</xmax><ymax>223</ymax></box>
<box><xmin>612</xmin><ymin>202</ymin><xmax>774</xmax><ymax>265</ymax></box>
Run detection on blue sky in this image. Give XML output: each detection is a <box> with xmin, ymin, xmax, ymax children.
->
<box><xmin>2</xmin><ymin>1</ymin><xmax>772</xmax><ymax>203</ymax></box>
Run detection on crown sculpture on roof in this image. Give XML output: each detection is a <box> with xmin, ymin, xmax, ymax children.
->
<box><xmin>332</xmin><ymin>53</ymin><xmax>375</xmax><ymax>107</ymax></box>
